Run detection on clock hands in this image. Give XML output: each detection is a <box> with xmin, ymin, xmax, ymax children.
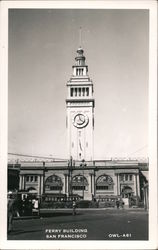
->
<box><xmin>73</xmin><ymin>113</ymin><xmax>89</xmax><ymax>128</ymax></box>
<box><xmin>79</xmin><ymin>139</ymin><xmax>83</xmax><ymax>151</ymax></box>
<box><xmin>76</xmin><ymin>114</ymin><xmax>85</xmax><ymax>125</ymax></box>
<box><xmin>79</xmin><ymin>114</ymin><xmax>85</xmax><ymax>123</ymax></box>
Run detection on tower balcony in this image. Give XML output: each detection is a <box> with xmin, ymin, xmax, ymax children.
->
<box><xmin>66</xmin><ymin>98</ymin><xmax>95</xmax><ymax>108</ymax></box>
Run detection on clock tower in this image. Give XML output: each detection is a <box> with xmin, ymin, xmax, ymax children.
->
<box><xmin>66</xmin><ymin>47</ymin><xmax>95</xmax><ymax>161</ymax></box>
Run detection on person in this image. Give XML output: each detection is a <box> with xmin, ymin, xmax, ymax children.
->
<box><xmin>7</xmin><ymin>194</ymin><xmax>15</xmax><ymax>233</ymax></box>
<box><xmin>23</xmin><ymin>197</ymin><xmax>33</xmax><ymax>215</ymax></box>
<box><xmin>34</xmin><ymin>198</ymin><xmax>39</xmax><ymax>209</ymax></box>
<box><xmin>14</xmin><ymin>196</ymin><xmax>22</xmax><ymax>217</ymax></box>
<box><xmin>121</xmin><ymin>201</ymin><xmax>124</xmax><ymax>209</ymax></box>
<box><xmin>21</xmin><ymin>198</ymin><xmax>26</xmax><ymax>216</ymax></box>
<box><xmin>33</xmin><ymin>198</ymin><xmax>39</xmax><ymax>216</ymax></box>
<box><xmin>116</xmin><ymin>199</ymin><xmax>120</xmax><ymax>209</ymax></box>
<box><xmin>72</xmin><ymin>201</ymin><xmax>77</xmax><ymax>215</ymax></box>
<box><xmin>28</xmin><ymin>198</ymin><xmax>34</xmax><ymax>215</ymax></box>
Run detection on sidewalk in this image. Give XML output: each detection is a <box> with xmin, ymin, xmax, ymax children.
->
<box><xmin>13</xmin><ymin>207</ymin><xmax>148</xmax><ymax>220</ymax></box>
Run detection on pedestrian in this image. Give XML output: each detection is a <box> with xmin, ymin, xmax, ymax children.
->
<box><xmin>116</xmin><ymin>199</ymin><xmax>120</xmax><ymax>209</ymax></box>
<box><xmin>21</xmin><ymin>198</ymin><xmax>25</xmax><ymax>216</ymax></box>
<box><xmin>14</xmin><ymin>196</ymin><xmax>22</xmax><ymax>217</ymax></box>
<box><xmin>7</xmin><ymin>194</ymin><xmax>15</xmax><ymax>233</ymax></box>
<box><xmin>23</xmin><ymin>197</ymin><xmax>32</xmax><ymax>215</ymax></box>
<box><xmin>33</xmin><ymin>198</ymin><xmax>39</xmax><ymax>215</ymax></box>
<box><xmin>28</xmin><ymin>198</ymin><xmax>33</xmax><ymax>215</ymax></box>
<box><xmin>121</xmin><ymin>201</ymin><xmax>124</xmax><ymax>209</ymax></box>
<box><xmin>72</xmin><ymin>201</ymin><xmax>77</xmax><ymax>215</ymax></box>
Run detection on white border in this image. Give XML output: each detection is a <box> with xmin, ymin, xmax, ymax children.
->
<box><xmin>0</xmin><ymin>1</ymin><xmax>157</xmax><ymax>249</ymax></box>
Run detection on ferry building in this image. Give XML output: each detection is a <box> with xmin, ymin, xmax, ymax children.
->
<box><xmin>8</xmin><ymin>47</ymin><xmax>149</xmax><ymax>206</ymax></box>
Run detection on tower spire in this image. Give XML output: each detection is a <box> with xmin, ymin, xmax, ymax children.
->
<box><xmin>79</xmin><ymin>26</ymin><xmax>82</xmax><ymax>47</ymax></box>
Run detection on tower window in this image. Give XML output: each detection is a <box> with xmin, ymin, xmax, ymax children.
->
<box><xmin>79</xmin><ymin>88</ymin><xmax>81</xmax><ymax>96</ymax></box>
<box><xmin>70</xmin><ymin>88</ymin><xmax>73</xmax><ymax>97</ymax></box>
<box><xmin>82</xmin><ymin>88</ymin><xmax>85</xmax><ymax>96</ymax></box>
<box><xmin>75</xmin><ymin>88</ymin><xmax>77</xmax><ymax>96</ymax></box>
<box><xmin>86</xmin><ymin>87</ymin><xmax>89</xmax><ymax>96</ymax></box>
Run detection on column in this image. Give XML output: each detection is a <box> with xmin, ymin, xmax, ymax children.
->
<box><xmin>19</xmin><ymin>175</ymin><xmax>22</xmax><ymax>190</ymax></box>
<box><xmin>38</xmin><ymin>175</ymin><xmax>41</xmax><ymax>195</ymax></box>
<box><xmin>43</xmin><ymin>170</ymin><xmax>45</xmax><ymax>194</ymax></box>
<box><xmin>64</xmin><ymin>174</ymin><xmax>67</xmax><ymax>194</ymax></box>
<box><xmin>133</xmin><ymin>174</ymin><xmax>137</xmax><ymax>195</ymax></box>
<box><xmin>22</xmin><ymin>175</ymin><xmax>25</xmax><ymax>190</ymax></box>
<box><xmin>116</xmin><ymin>174</ymin><xmax>118</xmax><ymax>195</ymax></box>
<box><xmin>65</xmin><ymin>174</ymin><xmax>69</xmax><ymax>196</ymax></box>
<box><xmin>40</xmin><ymin>175</ymin><xmax>43</xmax><ymax>195</ymax></box>
<box><xmin>93</xmin><ymin>173</ymin><xmax>96</xmax><ymax>198</ymax></box>
<box><xmin>62</xmin><ymin>175</ymin><xmax>66</xmax><ymax>195</ymax></box>
<box><xmin>91</xmin><ymin>173</ymin><xmax>94</xmax><ymax>196</ymax></box>
<box><xmin>135</xmin><ymin>174</ymin><xmax>138</xmax><ymax>197</ymax></box>
<box><xmin>88</xmin><ymin>174</ymin><xmax>92</xmax><ymax>198</ymax></box>
<box><xmin>137</xmin><ymin>174</ymin><xmax>140</xmax><ymax>196</ymax></box>
<box><xmin>23</xmin><ymin>176</ymin><xmax>26</xmax><ymax>190</ymax></box>
<box><xmin>67</xmin><ymin>174</ymin><xmax>70</xmax><ymax>196</ymax></box>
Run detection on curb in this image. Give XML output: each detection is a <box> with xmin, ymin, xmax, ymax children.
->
<box><xmin>13</xmin><ymin>215</ymin><xmax>40</xmax><ymax>220</ymax></box>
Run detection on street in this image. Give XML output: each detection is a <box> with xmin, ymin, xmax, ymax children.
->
<box><xmin>8</xmin><ymin>209</ymin><xmax>148</xmax><ymax>240</ymax></box>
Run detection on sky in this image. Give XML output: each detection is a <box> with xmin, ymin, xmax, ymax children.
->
<box><xmin>8</xmin><ymin>9</ymin><xmax>149</xmax><ymax>160</ymax></box>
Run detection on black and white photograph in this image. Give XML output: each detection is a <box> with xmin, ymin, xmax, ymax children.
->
<box><xmin>0</xmin><ymin>1</ymin><xmax>157</xmax><ymax>250</ymax></box>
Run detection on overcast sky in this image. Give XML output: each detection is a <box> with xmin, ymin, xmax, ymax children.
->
<box><xmin>8</xmin><ymin>9</ymin><xmax>149</xmax><ymax>160</ymax></box>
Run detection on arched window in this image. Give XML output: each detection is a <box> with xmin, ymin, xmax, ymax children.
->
<box><xmin>45</xmin><ymin>175</ymin><xmax>63</xmax><ymax>191</ymax></box>
<box><xmin>72</xmin><ymin>175</ymin><xmax>88</xmax><ymax>191</ymax></box>
<box><xmin>121</xmin><ymin>186</ymin><xmax>133</xmax><ymax>198</ymax></box>
<box><xmin>96</xmin><ymin>175</ymin><xmax>114</xmax><ymax>190</ymax></box>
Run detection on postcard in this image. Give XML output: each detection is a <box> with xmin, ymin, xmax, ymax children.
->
<box><xmin>0</xmin><ymin>0</ymin><xmax>157</xmax><ymax>249</ymax></box>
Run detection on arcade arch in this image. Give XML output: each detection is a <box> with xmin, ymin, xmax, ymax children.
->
<box><xmin>45</xmin><ymin>175</ymin><xmax>63</xmax><ymax>191</ymax></box>
<box><xmin>96</xmin><ymin>174</ymin><xmax>114</xmax><ymax>190</ymax></box>
<box><xmin>72</xmin><ymin>175</ymin><xmax>88</xmax><ymax>191</ymax></box>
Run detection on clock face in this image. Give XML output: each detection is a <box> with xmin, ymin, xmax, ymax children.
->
<box><xmin>73</xmin><ymin>113</ymin><xmax>89</xmax><ymax>128</ymax></box>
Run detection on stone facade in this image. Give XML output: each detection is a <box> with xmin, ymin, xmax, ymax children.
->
<box><xmin>15</xmin><ymin>159</ymin><xmax>148</xmax><ymax>203</ymax></box>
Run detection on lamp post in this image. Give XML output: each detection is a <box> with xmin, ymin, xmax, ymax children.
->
<box><xmin>68</xmin><ymin>156</ymin><xmax>74</xmax><ymax>198</ymax></box>
<box><xmin>80</xmin><ymin>159</ymin><xmax>87</xmax><ymax>200</ymax></box>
